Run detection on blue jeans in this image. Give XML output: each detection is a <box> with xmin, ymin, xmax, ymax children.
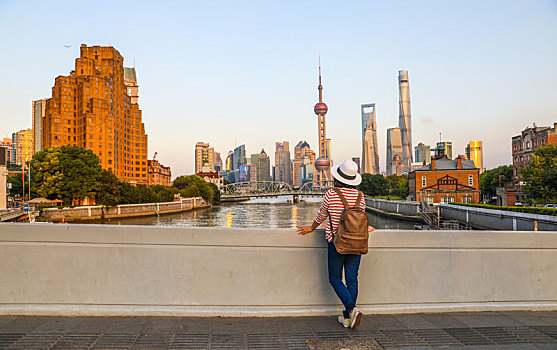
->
<box><xmin>327</xmin><ymin>241</ymin><xmax>362</xmax><ymax>318</ymax></box>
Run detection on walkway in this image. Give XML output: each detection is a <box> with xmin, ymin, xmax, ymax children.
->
<box><xmin>0</xmin><ymin>311</ymin><xmax>556</xmax><ymax>349</ymax></box>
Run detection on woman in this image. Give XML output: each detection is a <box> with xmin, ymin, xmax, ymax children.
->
<box><xmin>297</xmin><ymin>159</ymin><xmax>374</xmax><ymax>329</ymax></box>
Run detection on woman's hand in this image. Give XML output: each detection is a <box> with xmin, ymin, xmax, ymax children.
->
<box><xmin>297</xmin><ymin>226</ymin><xmax>314</xmax><ymax>235</ymax></box>
<box><xmin>368</xmin><ymin>226</ymin><xmax>375</xmax><ymax>233</ymax></box>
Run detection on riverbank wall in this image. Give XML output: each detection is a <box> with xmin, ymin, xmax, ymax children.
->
<box><xmin>364</xmin><ymin>197</ymin><xmax>422</xmax><ymax>222</ymax></box>
<box><xmin>38</xmin><ymin>197</ymin><xmax>209</xmax><ymax>222</ymax></box>
<box><xmin>440</xmin><ymin>203</ymin><xmax>557</xmax><ymax>231</ymax></box>
<box><xmin>1</xmin><ymin>223</ymin><xmax>556</xmax><ymax>316</ymax></box>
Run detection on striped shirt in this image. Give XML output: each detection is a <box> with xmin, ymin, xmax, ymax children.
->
<box><xmin>314</xmin><ymin>188</ymin><xmax>366</xmax><ymax>242</ymax></box>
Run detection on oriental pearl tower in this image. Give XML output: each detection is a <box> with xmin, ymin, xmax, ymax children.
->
<box><xmin>314</xmin><ymin>60</ymin><xmax>331</xmax><ymax>183</ymax></box>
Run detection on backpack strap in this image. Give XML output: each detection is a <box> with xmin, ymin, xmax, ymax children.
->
<box><xmin>356</xmin><ymin>191</ymin><xmax>362</xmax><ymax>208</ymax></box>
<box><xmin>332</xmin><ymin>188</ymin><xmax>350</xmax><ymax>209</ymax></box>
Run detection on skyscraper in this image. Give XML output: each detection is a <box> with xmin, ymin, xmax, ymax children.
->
<box><xmin>32</xmin><ymin>99</ymin><xmax>47</xmax><ymax>153</ymax></box>
<box><xmin>213</xmin><ymin>152</ymin><xmax>223</xmax><ymax>172</ymax></box>
<box><xmin>361</xmin><ymin>103</ymin><xmax>379</xmax><ymax>174</ymax></box>
<box><xmin>250</xmin><ymin>149</ymin><xmax>271</xmax><ymax>182</ymax></box>
<box><xmin>436</xmin><ymin>141</ymin><xmax>453</xmax><ymax>159</ymax></box>
<box><xmin>195</xmin><ymin>142</ymin><xmax>215</xmax><ymax>173</ymax></box>
<box><xmin>275</xmin><ymin>141</ymin><xmax>292</xmax><ymax>184</ymax></box>
<box><xmin>233</xmin><ymin>144</ymin><xmax>247</xmax><ymax>170</ymax></box>
<box><xmin>43</xmin><ymin>44</ymin><xmax>148</xmax><ymax>184</ymax></box>
<box><xmin>386</xmin><ymin>127</ymin><xmax>403</xmax><ymax>175</ymax></box>
<box><xmin>466</xmin><ymin>140</ymin><xmax>484</xmax><ymax>173</ymax></box>
<box><xmin>415</xmin><ymin>142</ymin><xmax>431</xmax><ymax>164</ymax></box>
<box><xmin>398</xmin><ymin>70</ymin><xmax>413</xmax><ymax>170</ymax></box>
<box><xmin>292</xmin><ymin>141</ymin><xmax>316</xmax><ymax>187</ymax></box>
<box><xmin>313</xmin><ymin>60</ymin><xmax>331</xmax><ymax>181</ymax></box>
<box><xmin>11</xmin><ymin>129</ymin><xmax>34</xmax><ymax>166</ymax></box>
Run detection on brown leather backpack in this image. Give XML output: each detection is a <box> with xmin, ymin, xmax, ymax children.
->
<box><xmin>329</xmin><ymin>188</ymin><xmax>369</xmax><ymax>255</ymax></box>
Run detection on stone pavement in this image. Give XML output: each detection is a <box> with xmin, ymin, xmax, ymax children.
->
<box><xmin>0</xmin><ymin>311</ymin><xmax>556</xmax><ymax>349</ymax></box>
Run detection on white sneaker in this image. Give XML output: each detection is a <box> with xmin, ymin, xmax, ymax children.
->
<box><xmin>349</xmin><ymin>307</ymin><xmax>362</xmax><ymax>329</ymax></box>
<box><xmin>337</xmin><ymin>315</ymin><xmax>350</xmax><ymax>328</ymax></box>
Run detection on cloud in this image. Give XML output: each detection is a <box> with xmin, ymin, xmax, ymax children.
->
<box><xmin>421</xmin><ymin>116</ymin><xmax>435</xmax><ymax>124</ymax></box>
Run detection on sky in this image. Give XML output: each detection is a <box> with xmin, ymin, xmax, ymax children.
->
<box><xmin>1</xmin><ymin>0</ymin><xmax>556</xmax><ymax>177</ymax></box>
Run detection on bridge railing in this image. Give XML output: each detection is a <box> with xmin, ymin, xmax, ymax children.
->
<box><xmin>221</xmin><ymin>180</ymin><xmax>333</xmax><ymax>197</ymax></box>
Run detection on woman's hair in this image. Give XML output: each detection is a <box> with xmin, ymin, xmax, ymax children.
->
<box><xmin>334</xmin><ymin>178</ymin><xmax>357</xmax><ymax>189</ymax></box>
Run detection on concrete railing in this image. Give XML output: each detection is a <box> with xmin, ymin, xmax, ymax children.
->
<box><xmin>440</xmin><ymin>203</ymin><xmax>557</xmax><ymax>231</ymax></box>
<box><xmin>364</xmin><ymin>198</ymin><xmax>419</xmax><ymax>217</ymax></box>
<box><xmin>0</xmin><ymin>223</ymin><xmax>556</xmax><ymax>316</ymax></box>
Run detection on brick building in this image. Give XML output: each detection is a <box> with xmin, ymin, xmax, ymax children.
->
<box><xmin>43</xmin><ymin>44</ymin><xmax>148</xmax><ymax>184</ymax></box>
<box><xmin>505</xmin><ymin>122</ymin><xmax>557</xmax><ymax>205</ymax></box>
<box><xmin>147</xmin><ymin>159</ymin><xmax>171</xmax><ymax>187</ymax></box>
<box><xmin>409</xmin><ymin>156</ymin><xmax>480</xmax><ymax>204</ymax></box>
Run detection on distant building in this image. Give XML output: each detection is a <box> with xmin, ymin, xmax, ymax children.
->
<box><xmin>504</xmin><ymin>122</ymin><xmax>557</xmax><ymax>205</ymax></box>
<box><xmin>414</xmin><ymin>142</ymin><xmax>431</xmax><ymax>164</ymax></box>
<box><xmin>361</xmin><ymin>103</ymin><xmax>379</xmax><ymax>174</ymax></box>
<box><xmin>195</xmin><ymin>142</ymin><xmax>215</xmax><ymax>173</ymax></box>
<box><xmin>123</xmin><ymin>67</ymin><xmax>139</xmax><ymax>105</ymax></box>
<box><xmin>213</xmin><ymin>152</ymin><xmax>223</xmax><ymax>172</ymax></box>
<box><xmin>275</xmin><ymin>141</ymin><xmax>292</xmax><ymax>184</ymax></box>
<box><xmin>386</xmin><ymin>127</ymin><xmax>402</xmax><ymax>175</ymax></box>
<box><xmin>250</xmin><ymin>149</ymin><xmax>271</xmax><ymax>182</ymax></box>
<box><xmin>390</xmin><ymin>155</ymin><xmax>405</xmax><ymax>176</ymax></box>
<box><xmin>11</xmin><ymin>129</ymin><xmax>34</xmax><ymax>166</ymax></box>
<box><xmin>292</xmin><ymin>141</ymin><xmax>316</xmax><ymax>187</ymax></box>
<box><xmin>148</xmin><ymin>159</ymin><xmax>171</xmax><ymax>187</ymax></box>
<box><xmin>435</xmin><ymin>141</ymin><xmax>453</xmax><ymax>159</ymax></box>
<box><xmin>0</xmin><ymin>139</ymin><xmax>12</xmax><ymax>166</ymax></box>
<box><xmin>43</xmin><ymin>44</ymin><xmax>148</xmax><ymax>184</ymax></box>
<box><xmin>352</xmin><ymin>157</ymin><xmax>360</xmax><ymax>173</ymax></box>
<box><xmin>32</xmin><ymin>99</ymin><xmax>47</xmax><ymax>153</ymax></box>
<box><xmin>225</xmin><ymin>151</ymin><xmax>233</xmax><ymax>171</ymax></box>
<box><xmin>465</xmin><ymin>140</ymin><xmax>484</xmax><ymax>173</ymax></box>
<box><xmin>197</xmin><ymin>171</ymin><xmax>224</xmax><ymax>187</ymax></box>
<box><xmin>398</xmin><ymin>70</ymin><xmax>413</xmax><ymax>169</ymax></box>
<box><xmin>299</xmin><ymin>155</ymin><xmax>315</xmax><ymax>187</ymax></box>
<box><xmin>409</xmin><ymin>156</ymin><xmax>480</xmax><ymax>204</ymax></box>
<box><xmin>233</xmin><ymin>144</ymin><xmax>247</xmax><ymax>171</ymax></box>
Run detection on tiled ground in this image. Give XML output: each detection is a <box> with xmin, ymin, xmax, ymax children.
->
<box><xmin>0</xmin><ymin>311</ymin><xmax>556</xmax><ymax>349</ymax></box>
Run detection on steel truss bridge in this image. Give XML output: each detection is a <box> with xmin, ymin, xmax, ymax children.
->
<box><xmin>220</xmin><ymin>181</ymin><xmax>333</xmax><ymax>201</ymax></box>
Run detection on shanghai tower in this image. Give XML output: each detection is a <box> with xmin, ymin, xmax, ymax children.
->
<box><xmin>398</xmin><ymin>70</ymin><xmax>413</xmax><ymax>170</ymax></box>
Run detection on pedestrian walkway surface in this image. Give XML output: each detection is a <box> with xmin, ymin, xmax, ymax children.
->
<box><xmin>0</xmin><ymin>311</ymin><xmax>556</xmax><ymax>349</ymax></box>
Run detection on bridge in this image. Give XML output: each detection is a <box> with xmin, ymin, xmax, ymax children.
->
<box><xmin>220</xmin><ymin>180</ymin><xmax>333</xmax><ymax>202</ymax></box>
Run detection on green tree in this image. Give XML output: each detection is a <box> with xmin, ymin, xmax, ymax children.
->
<box><xmin>521</xmin><ymin>144</ymin><xmax>557</xmax><ymax>203</ymax></box>
<box><xmin>29</xmin><ymin>146</ymin><xmax>102</xmax><ymax>204</ymax></box>
<box><xmin>173</xmin><ymin>175</ymin><xmax>215</xmax><ymax>203</ymax></box>
<box><xmin>480</xmin><ymin>165</ymin><xmax>513</xmax><ymax>200</ymax></box>
<box><xmin>357</xmin><ymin>174</ymin><xmax>387</xmax><ymax>197</ymax></box>
<box><xmin>208</xmin><ymin>183</ymin><xmax>221</xmax><ymax>205</ymax></box>
<box><xmin>385</xmin><ymin>174</ymin><xmax>409</xmax><ymax>198</ymax></box>
<box><xmin>96</xmin><ymin>170</ymin><xmax>121</xmax><ymax>206</ymax></box>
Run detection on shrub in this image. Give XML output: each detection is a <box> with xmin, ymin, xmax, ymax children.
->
<box><xmin>450</xmin><ymin>202</ymin><xmax>557</xmax><ymax>217</ymax></box>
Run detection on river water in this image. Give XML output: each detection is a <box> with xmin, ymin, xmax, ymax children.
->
<box><xmin>95</xmin><ymin>196</ymin><xmax>416</xmax><ymax>230</ymax></box>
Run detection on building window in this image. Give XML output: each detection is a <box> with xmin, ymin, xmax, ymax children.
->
<box><xmin>468</xmin><ymin>175</ymin><xmax>473</xmax><ymax>186</ymax></box>
<box><xmin>426</xmin><ymin>197</ymin><xmax>434</xmax><ymax>204</ymax></box>
<box><xmin>441</xmin><ymin>196</ymin><xmax>455</xmax><ymax>204</ymax></box>
<box><xmin>462</xmin><ymin>196</ymin><xmax>472</xmax><ymax>203</ymax></box>
<box><xmin>542</xmin><ymin>139</ymin><xmax>545</xmax><ymax>145</ymax></box>
<box><xmin>421</xmin><ymin>176</ymin><xmax>426</xmax><ymax>187</ymax></box>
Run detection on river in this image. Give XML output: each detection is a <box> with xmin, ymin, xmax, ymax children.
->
<box><xmin>94</xmin><ymin>196</ymin><xmax>416</xmax><ymax>230</ymax></box>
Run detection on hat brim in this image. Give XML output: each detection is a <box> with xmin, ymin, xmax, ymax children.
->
<box><xmin>331</xmin><ymin>164</ymin><xmax>362</xmax><ymax>186</ymax></box>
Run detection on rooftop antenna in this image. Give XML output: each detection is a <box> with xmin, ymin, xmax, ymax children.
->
<box><xmin>439</xmin><ymin>132</ymin><xmax>442</xmax><ymax>143</ymax></box>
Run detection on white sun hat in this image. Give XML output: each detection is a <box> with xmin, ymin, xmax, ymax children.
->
<box><xmin>331</xmin><ymin>159</ymin><xmax>362</xmax><ymax>186</ymax></box>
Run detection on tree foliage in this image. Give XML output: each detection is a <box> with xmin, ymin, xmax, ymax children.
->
<box><xmin>7</xmin><ymin>146</ymin><xmax>222</xmax><ymax>206</ymax></box>
<box><xmin>480</xmin><ymin>165</ymin><xmax>513</xmax><ymax>200</ymax></box>
<box><xmin>357</xmin><ymin>173</ymin><xmax>408</xmax><ymax>199</ymax></box>
<box><xmin>521</xmin><ymin>144</ymin><xmax>557</xmax><ymax>203</ymax></box>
